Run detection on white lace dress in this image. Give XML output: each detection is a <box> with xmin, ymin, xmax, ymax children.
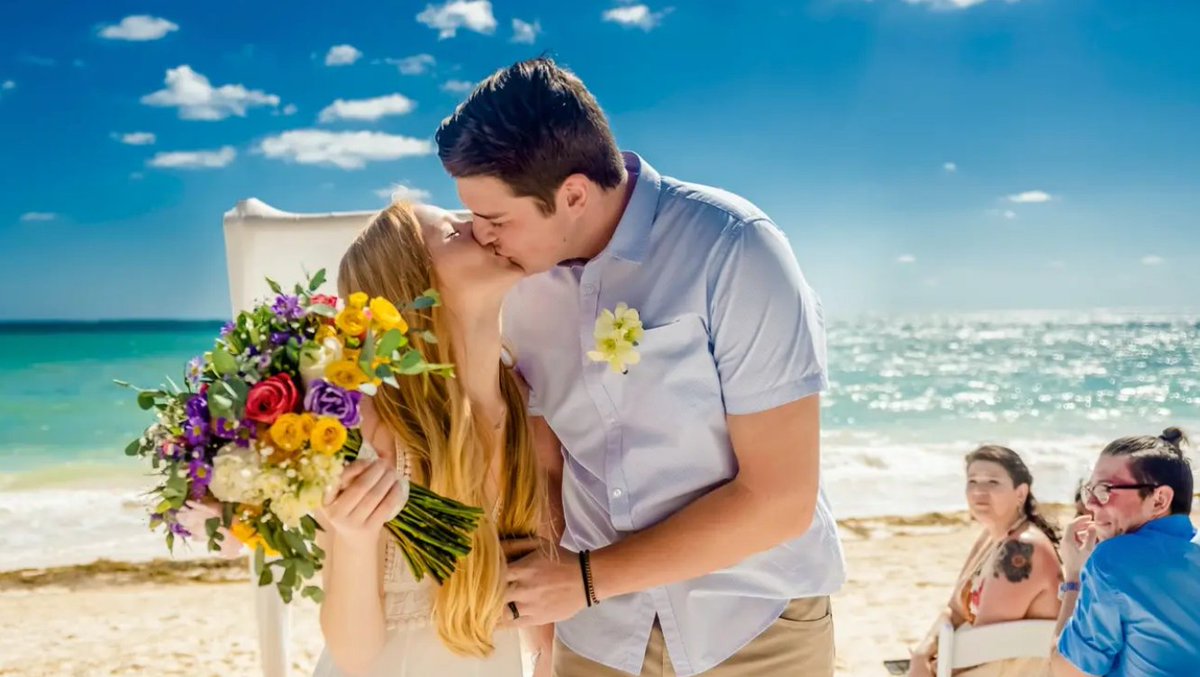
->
<box><xmin>312</xmin><ymin>448</ymin><xmax>524</xmax><ymax>677</ymax></box>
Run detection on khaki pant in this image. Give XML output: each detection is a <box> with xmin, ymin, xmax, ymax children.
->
<box><xmin>553</xmin><ymin>596</ymin><xmax>835</xmax><ymax>677</ymax></box>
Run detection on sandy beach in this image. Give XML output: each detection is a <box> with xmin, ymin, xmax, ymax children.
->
<box><xmin>0</xmin><ymin>506</ymin><xmax>1087</xmax><ymax>677</ymax></box>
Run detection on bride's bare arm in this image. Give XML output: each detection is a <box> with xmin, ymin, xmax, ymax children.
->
<box><xmin>518</xmin><ymin>415</ymin><xmax>564</xmax><ymax>675</ymax></box>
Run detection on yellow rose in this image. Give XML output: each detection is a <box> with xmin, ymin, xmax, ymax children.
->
<box><xmin>325</xmin><ymin>359</ymin><xmax>368</xmax><ymax>391</ymax></box>
<box><xmin>230</xmin><ymin>519</ymin><xmax>280</xmax><ymax>557</ymax></box>
<box><xmin>336</xmin><ymin>307</ymin><xmax>369</xmax><ymax>336</ymax></box>
<box><xmin>268</xmin><ymin>413</ymin><xmax>306</xmax><ymax>452</ymax></box>
<box><xmin>368</xmin><ymin>297</ymin><xmax>408</xmax><ymax>334</ymax></box>
<box><xmin>347</xmin><ymin>292</ymin><xmax>368</xmax><ymax>309</ymax></box>
<box><xmin>310</xmin><ymin>417</ymin><xmax>348</xmax><ymax>455</ymax></box>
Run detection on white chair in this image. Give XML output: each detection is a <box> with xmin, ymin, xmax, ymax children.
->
<box><xmin>223</xmin><ymin>198</ymin><xmax>377</xmax><ymax>677</ymax></box>
<box><xmin>936</xmin><ymin>619</ymin><xmax>1056</xmax><ymax>677</ymax></box>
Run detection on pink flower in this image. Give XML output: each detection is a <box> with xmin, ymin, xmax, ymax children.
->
<box><xmin>175</xmin><ymin>501</ymin><xmax>244</xmax><ymax>560</ymax></box>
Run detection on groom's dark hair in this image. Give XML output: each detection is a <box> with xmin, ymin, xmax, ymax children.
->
<box><xmin>435</xmin><ymin>57</ymin><xmax>625</xmax><ymax>215</ymax></box>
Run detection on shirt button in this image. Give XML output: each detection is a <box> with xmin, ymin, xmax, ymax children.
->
<box><xmin>611</xmin><ymin>488</ymin><xmax>623</xmax><ymax>498</ymax></box>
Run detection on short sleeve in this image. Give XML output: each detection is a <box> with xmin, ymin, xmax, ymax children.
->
<box><xmin>707</xmin><ymin>218</ymin><xmax>828</xmax><ymax>415</ymax></box>
<box><xmin>1057</xmin><ymin>556</ymin><xmax>1124</xmax><ymax>676</ymax></box>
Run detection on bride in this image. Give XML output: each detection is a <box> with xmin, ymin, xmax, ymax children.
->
<box><xmin>312</xmin><ymin>202</ymin><xmax>556</xmax><ymax>677</ymax></box>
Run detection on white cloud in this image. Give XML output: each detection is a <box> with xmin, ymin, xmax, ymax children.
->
<box><xmin>324</xmin><ymin>44</ymin><xmax>363</xmax><ymax>67</ymax></box>
<box><xmin>512</xmin><ymin>18</ymin><xmax>541</xmax><ymax>44</ymax></box>
<box><xmin>442</xmin><ymin>79</ymin><xmax>476</xmax><ymax>94</ymax></box>
<box><xmin>417</xmin><ymin>0</ymin><xmax>497</xmax><ymax>39</ymax></box>
<box><xmin>896</xmin><ymin>254</ymin><xmax>916</xmax><ymax>264</ymax></box>
<box><xmin>20</xmin><ymin>212</ymin><xmax>57</xmax><ymax>222</ymax></box>
<box><xmin>389</xmin><ymin>54</ymin><xmax>437</xmax><ymax>75</ymax></box>
<box><xmin>149</xmin><ymin>146</ymin><xmax>237</xmax><ymax>169</ymax></box>
<box><xmin>116</xmin><ymin>131</ymin><xmax>157</xmax><ymax>145</ymax></box>
<box><xmin>603</xmin><ymin>4</ymin><xmax>671</xmax><ymax>31</ymax></box>
<box><xmin>141</xmin><ymin>65</ymin><xmax>281</xmax><ymax>120</ymax></box>
<box><xmin>943</xmin><ymin>161</ymin><xmax>957</xmax><ymax>173</ymax></box>
<box><xmin>1003</xmin><ymin>210</ymin><xmax>1017</xmax><ymax>220</ymax></box>
<box><xmin>282</xmin><ymin>104</ymin><xmax>298</xmax><ymax>116</ymax></box>
<box><xmin>376</xmin><ymin>184</ymin><xmax>433</xmax><ymax>202</ymax></box>
<box><xmin>1007</xmin><ymin>190</ymin><xmax>1053</xmax><ymax>203</ymax></box>
<box><xmin>318</xmin><ymin>94</ymin><xmax>416</xmax><ymax>123</ymax></box>
<box><xmin>258</xmin><ymin>130</ymin><xmax>434</xmax><ymax>169</ymax></box>
<box><xmin>1141</xmin><ymin>255</ymin><xmax>1164</xmax><ymax>266</ymax></box>
<box><xmin>99</xmin><ymin>15</ymin><xmax>179</xmax><ymax>41</ymax></box>
<box><xmin>2</xmin><ymin>80</ymin><xmax>14</xmax><ymax>90</ymax></box>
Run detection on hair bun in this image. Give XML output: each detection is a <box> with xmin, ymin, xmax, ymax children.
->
<box><xmin>1160</xmin><ymin>427</ymin><xmax>1187</xmax><ymax>450</ymax></box>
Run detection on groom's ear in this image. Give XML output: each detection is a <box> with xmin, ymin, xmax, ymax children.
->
<box><xmin>558</xmin><ymin>174</ymin><xmax>590</xmax><ymax>216</ymax></box>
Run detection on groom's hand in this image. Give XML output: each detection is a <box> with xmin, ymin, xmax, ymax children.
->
<box><xmin>503</xmin><ymin>545</ymin><xmax>587</xmax><ymax>626</ymax></box>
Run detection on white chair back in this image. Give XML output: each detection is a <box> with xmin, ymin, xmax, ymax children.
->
<box><xmin>222</xmin><ymin>198</ymin><xmax>376</xmax><ymax>677</ymax></box>
<box><xmin>936</xmin><ymin>619</ymin><xmax>1056</xmax><ymax>677</ymax></box>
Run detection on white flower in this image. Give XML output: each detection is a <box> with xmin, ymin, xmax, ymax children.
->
<box><xmin>587</xmin><ymin>303</ymin><xmax>644</xmax><ymax>374</ymax></box>
<box><xmin>270</xmin><ymin>492</ymin><xmax>308</xmax><ymax>529</ymax></box>
<box><xmin>301</xmin><ymin>452</ymin><xmax>343</xmax><ymax>484</ymax></box>
<box><xmin>299</xmin><ymin>337</ymin><xmax>344</xmax><ymax>386</ymax></box>
<box><xmin>253</xmin><ymin>467</ymin><xmax>291</xmax><ymax>503</ymax></box>
<box><xmin>209</xmin><ymin>445</ymin><xmax>262</xmax><ymax>503</ymax></box>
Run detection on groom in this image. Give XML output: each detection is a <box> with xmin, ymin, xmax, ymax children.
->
<box><xmin>435</xmin><ymin>58</ymin><xmax>845</xmax><ymax>676</ymax></box>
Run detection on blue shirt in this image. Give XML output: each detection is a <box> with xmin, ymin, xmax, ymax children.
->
<box><xmin>503</xmin><ymin>153</ymin><xmax>845</xmax><ymax>676</ymax></box>
<box><xmin>1058</xmin><ymin>514</ymin><xmax>1200</xmax><ymax>676</ymax></box>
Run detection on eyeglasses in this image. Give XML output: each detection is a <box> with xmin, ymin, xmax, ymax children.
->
<box><xmin>1081</xmin><ymin>482</ymin><xmax>1161</xmax><ymax>505</ymax></box>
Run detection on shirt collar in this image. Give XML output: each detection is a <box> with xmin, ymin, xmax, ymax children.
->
<box><xmin>1140</xmin><ymin>514</ymin><xmax>1197</xmax><ymax>539</ymax></box>
<box><xmin>605</xmin><ymin>151</ymin><xmax>660</xmax><ymax>265</ymax></box>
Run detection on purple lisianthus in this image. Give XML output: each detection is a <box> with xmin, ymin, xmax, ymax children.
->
<box><xmin>185</xmin><ymin>394</ymin><xmax>208</xmax><ymax>421</ymax></box>
<box><xmin>304</xmin><ymin>379</ymin><xmax>363</xmax><ymax>427</ymax></box>
<box><xmin>272</xmin><ymin>295</ymin><xmax>305</xmax><ymax>321</ymax></box>
<box><xmin>270</xmin><ymin>331</ymin><xmax>292</xmax><ymax>346</ymax></box>
<box><xmin>188</xmin><ymin>459</ymin><xmax>213</xmax><ymax>500</ymax></box>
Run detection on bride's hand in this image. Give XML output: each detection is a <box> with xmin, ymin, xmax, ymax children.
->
<box><xmin>321</xmin><ymin>458</ymin><xmax>409</xmax><ymax>552</ymax></box>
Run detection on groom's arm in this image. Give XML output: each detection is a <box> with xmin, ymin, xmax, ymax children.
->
<box><xmin>590</xmin><ymin>393</ymin><xmax>821</xmax><ymax>600</ymax></box>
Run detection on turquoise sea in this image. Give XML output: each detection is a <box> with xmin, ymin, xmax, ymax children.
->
<box><xmin>1</xmin><ymin>312</ymin><xmax>1197</xmax><ymax>569</ymax></box>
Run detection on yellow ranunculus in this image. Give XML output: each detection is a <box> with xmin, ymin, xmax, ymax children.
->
<box><xmin>230</xmin><ymin>519</ymin><xmax>280</xmax><ymax>557</ymax></box>
<box><xmin>347</xmin><ymin>292</ymin><xmax>369</xmax><ymax>309</ymax></box>
<box><xmin>310</xmin><ymin>417</ymin><xmax>348</xmax><ymax>455</ymax></box>
<box><xmin>298</xmin><ymin>413</ymin><xmax>317</xmax><ymax>437</ymax></box>
<box><xmin>336</xmin><ymin>307</ymin><xmax>369</xmax><ymax>336</ymax></box>
<box><xmin>368</xmin><ymin>297</ymin><xmax>409</xmax><ymax>334</ymax></box>
<box><xmin>314</xmin><ymin>324</ymin><xmax>338</xmax><ymax>343</ymax></box>
<box><xmin>268</xmin><ymin>413</ymin><xmax>307</xmax><ymax>453</ymax></box>
<box><xmin>325</xmin><ymin>359</ymin><xmax>368</xmax><ymax>391</ymax></box>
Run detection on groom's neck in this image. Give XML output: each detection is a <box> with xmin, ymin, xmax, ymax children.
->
<box><xmin>572</xmin><ymin>171</ymin><xmax>632</xmax><ymax>262</ymax></box>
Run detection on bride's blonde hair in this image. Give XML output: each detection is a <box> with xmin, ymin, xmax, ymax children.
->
<box><xmin>338</xmin><ymin>202</ymin><xmax>545</xmax><ymax>657</ymax></box>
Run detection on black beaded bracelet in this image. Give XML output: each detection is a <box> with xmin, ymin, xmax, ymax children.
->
<box><xmin>579</xmin><ymin>550</ymin><xmax>599</xmax><ymax>607</ymax></box>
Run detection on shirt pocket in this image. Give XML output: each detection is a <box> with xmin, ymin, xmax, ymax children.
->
<box><xmin>611</xmin><ymin>315</ymin><xmax>722</xmax><ymax>426</ymax></box>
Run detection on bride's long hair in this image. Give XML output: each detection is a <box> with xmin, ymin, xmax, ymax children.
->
<box><xmin>338</xmin><ymin>202</ymin><xmax>545</xmax><ymax>657</ymax></box>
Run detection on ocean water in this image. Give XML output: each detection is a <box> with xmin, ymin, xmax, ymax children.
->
<box><xmin>1</xmin><ymin>312</ymin><xmax>1197</xmax><ymax>569</ymax></box>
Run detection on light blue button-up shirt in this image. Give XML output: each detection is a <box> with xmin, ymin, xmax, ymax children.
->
<box><xmin>1058</xmin><ymin>514</ymin><xmax>1200</xmax><ymax>676</ymax></box>
<box><xmin>502</xmin><ymin>153</ymin><xmax>845</xmax><ymax>676</ymax></box>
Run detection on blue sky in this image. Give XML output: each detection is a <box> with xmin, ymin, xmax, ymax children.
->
<box><xmin>1</xmin><ymin>0</ymin><xmax>1197</xmax><ymax>320</ymax></box>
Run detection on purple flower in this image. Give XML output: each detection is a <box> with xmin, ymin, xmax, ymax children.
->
<box><xmin>169</xmin><ymin>517</ymin><xmax>192</xmax><ymax>538</ymax></box>
<box><xmin>183</xmin><ymin>417</ymin><xmax>209</xmax><ymax>446</ymax></box>
<box><xmin>304</xmin><ymin>379</ymin><xmax>363</xmax><ymax>427</ymax></box>
<box><xmin>185</xmin><ymin>394</ymin><xmax>208</xmax><ymax>421</ymax></box>
<box><xmin>212</xmin><ymin>416</ymin><xmax>239</xmax><ymax>440</ymax></box>
<box><xmin>188</xmin><ymin>459</ymin><xmax>213</xmax><ymax>500</ymax></box>
<box><xmin>220</xmin><ymin>321</ymin><xmax>236</xmax><ymax>338</ymax></box>
<box><xmin>186</xmin><ymin>356</ymin><xmax>205</xmax><ymax>387</ymax></box>
<box><xmin>270</xmin><ymin>331</ymin><xmax>294</xmax><ymax>347</ymax></box>
<box><xmin>272</xmin><ymin>295</ymin><xmax>305</xmax><ymax>321</ymax></box>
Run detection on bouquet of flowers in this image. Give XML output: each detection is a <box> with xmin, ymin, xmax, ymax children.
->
<box><xmin>118</xmin><ymin>270</ymin><xmax>484</xmax><ymax>603</ymax></box>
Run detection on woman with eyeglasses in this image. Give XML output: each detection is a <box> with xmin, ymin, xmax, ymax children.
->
<box><xmin>907</xmin><ymin>445</ymin><xmax>1063</xmax><ymax>677</ymax></box>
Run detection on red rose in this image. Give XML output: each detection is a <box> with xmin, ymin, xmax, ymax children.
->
<box><xmin>310</xmin><ymin>294</ymin><xmax>339</xmax><ymax>308</ymax></box>
<box><xmin>244</xmin><ymin>374</ymin><xmax>299</xmax><ymax>424</ymax></box>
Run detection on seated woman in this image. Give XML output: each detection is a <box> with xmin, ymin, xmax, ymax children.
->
<box><xmin>909</xmin><ymin>445</ymin><xmax>1063</xmax><ymax>677</ymax></box>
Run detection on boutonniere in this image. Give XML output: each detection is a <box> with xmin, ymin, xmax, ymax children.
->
<box><xmin>587</xmin><ymin>303</ymin><xmax>644</xmax><ymax>374</ymax></box>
